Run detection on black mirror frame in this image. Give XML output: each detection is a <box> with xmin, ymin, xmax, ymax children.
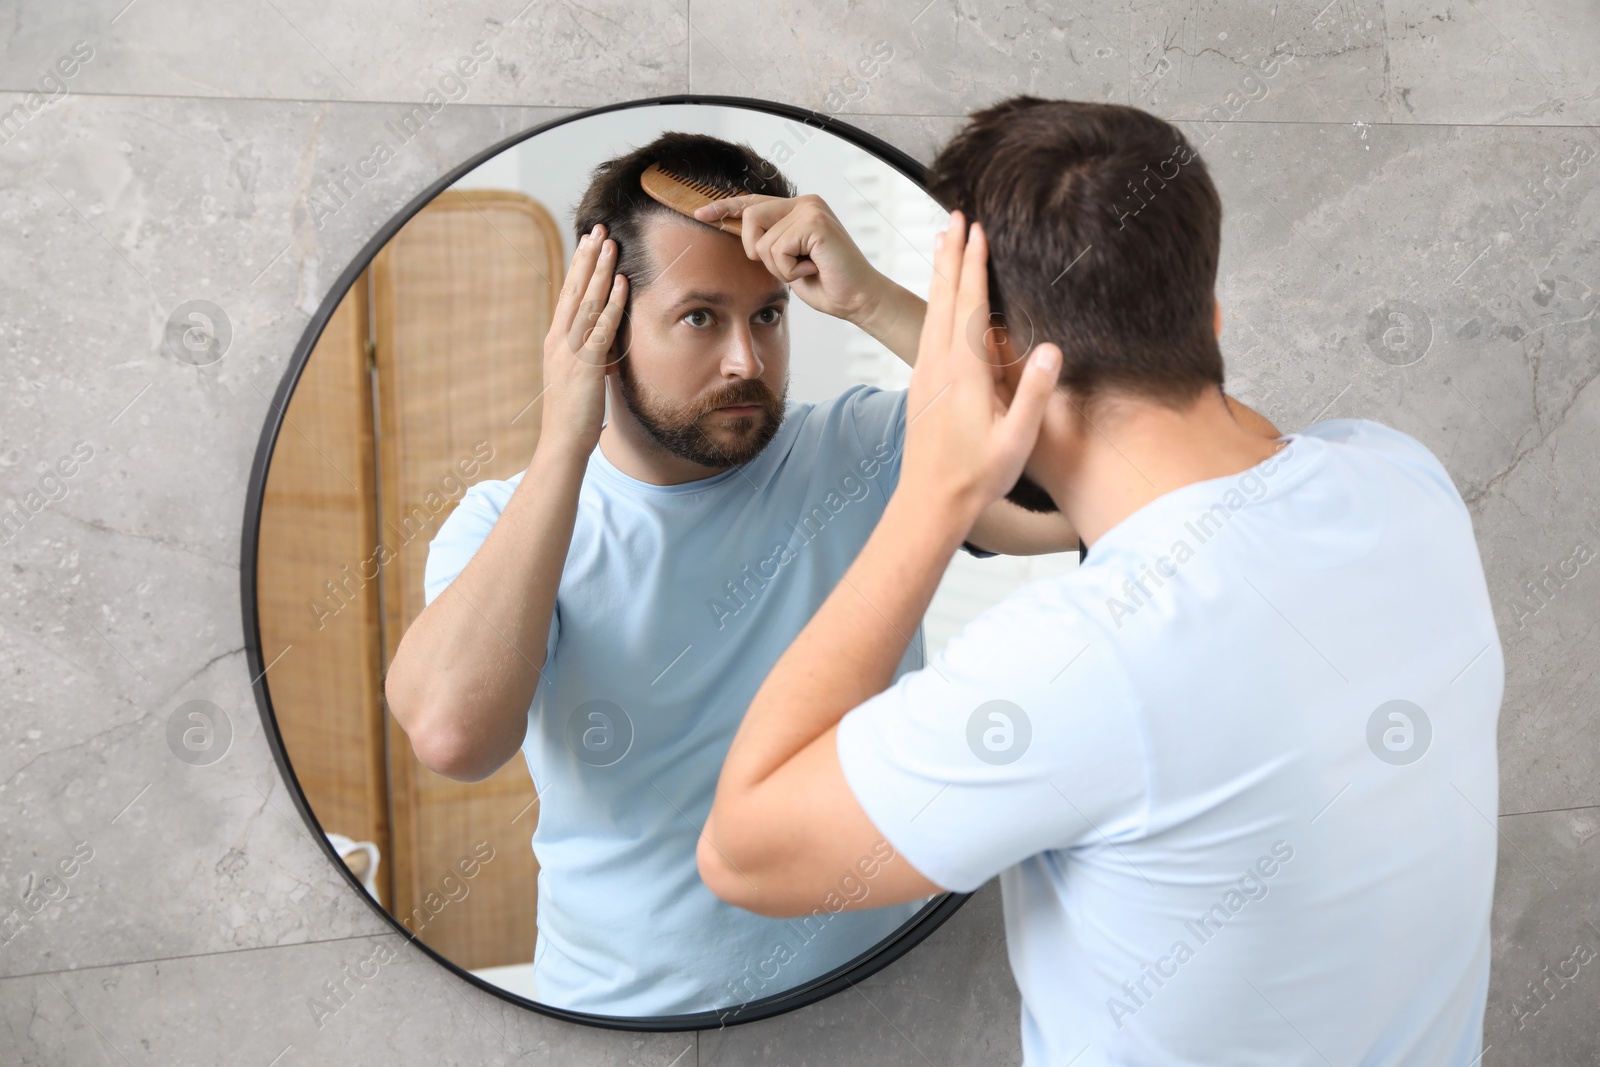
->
<box><xmin>240</xmin><ymin>93</ymin><xmax>978</xmax><ymax>1033</ymax></box>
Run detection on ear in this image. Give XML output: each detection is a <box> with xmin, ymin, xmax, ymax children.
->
<box><xmin>988</xmin><ymin>323</ymin><xmax>1016</xmax><ymax>385</ymax></box>
<box><xmin>1036</xmin><ymin>375</ymin><xmax>1085</xmax><ymax>468</ymax></box>
<box><xmin>1213</xmin><ymin>298</ymin><xmax>1223</xmax><ymax>339</ymax></box>
<box><xmin>993</xmin><ymin>326</ymin><xmax>1046</xmax><ymax>405</ymax></box>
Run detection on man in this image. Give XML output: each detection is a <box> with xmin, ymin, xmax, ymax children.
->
<box><xmin>385</xmin><ymin>131</ymin><xmax>1105</xmax><ymax>1016</ymax></box>
<box><xmin>700</xmin><ymin>98</ymin><xmax>1503</xmax><ymax>1065</ymax></box>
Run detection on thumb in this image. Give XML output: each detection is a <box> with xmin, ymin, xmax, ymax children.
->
<box><xmin>996</xmin><ymin>343</ymin><xmax>1059</xmax><ymax>457</ymax></box>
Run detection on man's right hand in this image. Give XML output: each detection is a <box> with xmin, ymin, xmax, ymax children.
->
<box><xmin>540</xmin><ymin>223</ymin><xmax>629</xmax><ymax>457</ymax></box>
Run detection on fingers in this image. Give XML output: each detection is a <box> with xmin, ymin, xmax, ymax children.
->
<box><xmin>951</xmin><ymin>220</ymin><xmax>992</xmax><ymax>382</ymax></box>
<box><xmin>582</xmin><ymin>272</ymin><xmax>629</xmax><ymax>367</ymax></box>
<box><xmin>692</xmin><ymin>194</ymin><xmax>781</xmax><ymax>256</ymax></box>
<box><xmin>728</xmin><ymin>195</ymin><xmax>806</xmax><ymax>271</ymax></box>
<box><xmin>566</xmin><ymin>235</ymin><xmax>620</xmax><ymax>357</ymax></box>
<box><xmin>737</xmin><ymin>196</ymin><xmax>787</xmax><ymax>264</ymax></box>
<box><xmin>759</xmin><ymin>197</ymin><xmax>837</xmax><ymax>281</ymax></box>
<box><xmin>757</xmin><ymin>208</ymin><xmax>815</xmax><ymax>281</ymax></box>
<box><xmin>698</xmin><ymin>195</ymin><xmax>832</xmax><ymax>282</ymax></box>
<box><xmin>995</xmin><ymin>342</ymin><xmax>1060</xmax><ymax>465</ymax></box>
<box><xmin>554</xmin><ymin>225</ymin><xmax>609</xmax><ymax>336</ymax></box>
<box><xmin>691</xmin><ymin>193</ymin><xmax>756</xmax><ymax>223</ymax></box>
<box><xmin>918</xmin><ymin>209</ymin><xmax>966</xmax><ymax>366</ymax></box>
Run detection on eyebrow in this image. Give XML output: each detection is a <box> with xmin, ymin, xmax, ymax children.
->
<box><xmin>666</xmin><ymin>287</ymin><xmax>790</xmax><ymax>314</ymax></box>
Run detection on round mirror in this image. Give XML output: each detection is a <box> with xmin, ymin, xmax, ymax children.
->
<box><xmin>243</xmin><ymin>96</ymin><xmax>1069</xmax><ymax>1030</ymax></box>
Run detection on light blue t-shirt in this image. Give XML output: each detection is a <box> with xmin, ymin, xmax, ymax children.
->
<box><xmin>837</xmin><ymin>418</ymin><xmax>1503</xmax><ymax>1066</ymax></box>
<box><xmin>424</xmin><ymin>384</ymin><xmax>956</xmax><ymax>1016</ymax></box>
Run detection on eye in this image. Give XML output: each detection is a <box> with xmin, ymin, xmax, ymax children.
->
<box><xmin>683</xmin><ymin>309</ymin><xmax>715</xmax><ymax>328</ymax></box>
<box><xmin>754</xmin><ymin>306</ymin><xmax>783</xmax><ymax>325</ymax></box>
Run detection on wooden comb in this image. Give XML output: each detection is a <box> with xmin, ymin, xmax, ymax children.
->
<box><xmin>640</xmin><ymin>161</ymin><xmax>749</xmax><ymax>237</ymax></box>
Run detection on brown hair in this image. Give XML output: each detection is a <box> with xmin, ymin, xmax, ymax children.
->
<box><xmin>924</xmin><ymin>96</ymin><xmax>1225</xmax><ymax>413</ymax></box>
<box><xmin>572</xmin><ymin>131</ymin><xmax>797</xmax><ymax>313</ymax></box>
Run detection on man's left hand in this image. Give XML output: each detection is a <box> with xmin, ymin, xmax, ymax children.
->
<box><xmin>900</xmin><ymin>210</ymin><xmax>1061</xmax><ymax>526</ymax></box>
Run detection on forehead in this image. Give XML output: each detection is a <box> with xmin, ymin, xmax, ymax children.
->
<box><xmin>633</xmin><ymin>212</ymin><xmax>781</xmax><ymax>304</ymax></box>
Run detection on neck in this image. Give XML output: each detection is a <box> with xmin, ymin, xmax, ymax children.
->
<box><xmin>1038</xmin><ymin>389</ymin><xmax>1286</xmax><ymax>549</ymax></box>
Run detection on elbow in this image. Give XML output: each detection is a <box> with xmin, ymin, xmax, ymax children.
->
<box><xmin>387</xmin><ymin>686</ymin><xmax>497</xmax><ymax>782</ymax></box>
<box><xmin>697</xmin><ymin>823</ymin><xmax>740</xmax><ymax>905</ymax></box>
<box><xmin>409</xmin><ymin>724</ymin><xmax>494</xmax><ymax>782</ymax></box>
<box><xmin>697</xmin><ymin>818</ymin><xmax>770</xmax><ymax>914</ymax></box>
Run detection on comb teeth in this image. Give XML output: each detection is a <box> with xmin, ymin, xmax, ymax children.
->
<box><xmin>659</xmin><ymin>163</ymin><xmax>745</xmax><ymax>199</ymax></box>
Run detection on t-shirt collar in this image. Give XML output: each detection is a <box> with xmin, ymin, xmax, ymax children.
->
<box><xmin>1082</xmin><ymin>432</ymin><xmax>1324</xmax><ymax>563</ymax></box>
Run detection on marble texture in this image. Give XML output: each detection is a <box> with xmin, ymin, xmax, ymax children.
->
<box><xmin>685</xmin><ymin>0</ymin><xmax>1599</xmax><ymax>126</ymax></box>
<box><xmin>1</xmin><ymin>0</ymin><xmax>1598</xmax><ymax>1063</ymax></box>
<box><xmin>1483</xmin><ymin>806</ymin><xmax>1600</xmax><ymax>1064</ymax></box>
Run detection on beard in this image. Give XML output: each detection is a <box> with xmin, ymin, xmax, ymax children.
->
<box><xmin>1003</xmin><ymin>468</ymin><xmax>1059</xmax><ymax>514</ymax></box>
<box><xmin>616</xmin><ymin>354</ymin><xmax>788</xmax><ymax>469</ymax></box>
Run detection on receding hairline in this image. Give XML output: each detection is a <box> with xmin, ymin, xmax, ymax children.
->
<box><xmin>628</xmin><ymin>211</ymin><xmax>791</xmax><ymax>311</ymax></box>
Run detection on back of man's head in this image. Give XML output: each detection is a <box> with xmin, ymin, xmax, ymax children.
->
<box><xmin>925</xmin><ymin>97</ymin><xmax>1225</xmax><ymax>416</ymax></box>
<box><xmin>574</xmin><ymin>131</ymin><xmax>796</xmax><ymax>301</ymax></box>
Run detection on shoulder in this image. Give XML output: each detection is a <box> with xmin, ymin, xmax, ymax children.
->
<box><xmin>939</xmin><ymin>573</ymin><xmax>1141</xmax><ymax>702</ymax></box>
<box><xmin>421</xmin><ymin>471</ymin><xmax>526</xmax><ymax>606</ymax></box>
<box><xmin>1298</xmin><ymin>417</ymin><xmax>1438</xmax><ymax>466</ymax></box>
<box><xmin>793</xmin><ymin>383</ymin><xmax>906</xmax><ymax>426</ymax></box>
<box><xmin>433</xmin><ymin>470</ymin><xmax>525</xmax><ymax>542</ymax></box>
<box><xmin>782</xmin><ymin>385</ymin><xmax>906</xmax><ymax>459</ymax></box>
<box><xmin>828</xmin><ymin>383</ymin><xmax>908</xmax><ymax>456</ymax></box>
<box><xmin>837</xmin><ymin>383</ymin><xmax>908</xmax><ymax>425</ymax></box>
<box><xmin>462</xmin><ymin>469</ymin><xmax>524</xmax><ymax>512</ymax></box>
<box><xmin>1297</xmin><ymin>417</ymin><xmax>1463</xmax><ymax>509</ymax></box>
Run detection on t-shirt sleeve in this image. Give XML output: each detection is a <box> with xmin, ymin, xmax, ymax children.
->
<box><xmin>423</xmin><ymin>482</ymin><xmax>499</xmax><ymax>607</ymax></box>
<box><xmin>843</xmin><ymin>384</ymin><xmax>906</xmax><ymax>500</ymax></box>
<box><xmin>422</xmin><ymin>480</ymin><xmax>561</xmax><ymax>666</ymax></box>
<box><xmin>842</xmin><ymin>384</ymin><xmax>997</xmax><ymax>559</ymax></box>
<box><xmin>835</xmin><ymin>586</ymin><xmax>1148</xmax><ymax>893</ymax></box>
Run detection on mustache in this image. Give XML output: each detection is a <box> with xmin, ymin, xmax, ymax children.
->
<box><xmin>701</xmin><ymin>379</ymin><xmax>778</xmax><ymax>415</ymax></box>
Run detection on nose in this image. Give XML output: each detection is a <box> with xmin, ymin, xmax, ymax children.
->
<box><xmin>719</xmin><ymin>321</ymin><xmax>765</xmax><ymax>380</ymax></box>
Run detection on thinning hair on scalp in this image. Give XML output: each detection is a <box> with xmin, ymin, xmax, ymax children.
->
<box><xmin>923</xmin><ymin>96</ymin><xmax>1226</xmax><ymax>414</ymax></box>
<box><xmin>572</xmin><ymin>131</ymin><xmax>797</xmax><ymax>313</ymax></box>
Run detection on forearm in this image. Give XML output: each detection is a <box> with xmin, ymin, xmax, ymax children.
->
<box><xmin>853</xmin><ymin>274</ymin><xmax>927</xmax><ymax>367</ymax></box>
<box><xmin>385</xmin><ymin>440</ymin><xmax>585</xmax><ymax>781</ymax></box>
<box><xmin>968</xmin><ymin>498</ymin><xmax>1079</xmax><ymax>556</ymax></box>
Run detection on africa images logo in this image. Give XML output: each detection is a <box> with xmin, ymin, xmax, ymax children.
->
<box><xmin>1366</xmin><ymin>699</ymin><xmax>1432</xmax><ymax>765</ymax></box>
<box><xmin>967</xmin><ymin>700</ymin><xmax>1032</xmax><ymax>765</ymax></box>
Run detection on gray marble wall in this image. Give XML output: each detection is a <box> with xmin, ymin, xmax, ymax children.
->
<box><xmin>2</xmin><ymin>1</ymin><xmax>1596</xmax><ymax>1064</ymax></box>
